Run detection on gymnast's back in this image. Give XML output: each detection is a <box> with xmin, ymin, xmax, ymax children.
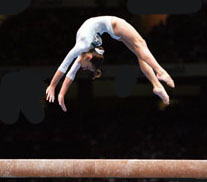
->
<box><xmin>76</xmin><ymin>16</ymin><xmax>114</xmax><ymax>40</ymax></box>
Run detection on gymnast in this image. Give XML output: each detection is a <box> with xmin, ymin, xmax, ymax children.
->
<box><xmin>46</xmin><ymin>16</ymin><xmax>175</xmax><ymax>112</ymax></box>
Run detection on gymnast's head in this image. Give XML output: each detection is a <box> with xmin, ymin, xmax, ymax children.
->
<box><xmin>79</xmin><ymin>46</ymin><xmax>104</xmax><ymax>80</ymax></box>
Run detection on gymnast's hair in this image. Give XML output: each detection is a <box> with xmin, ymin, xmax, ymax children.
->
<box><xmin>88</xmin><ymin>46</ymin><xmax>104</xmax><ymax>80</ymax></box>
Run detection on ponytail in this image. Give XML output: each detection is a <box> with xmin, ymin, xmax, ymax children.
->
<box><xmin>92</xmin><ymin>69</ymin><xmax>102</xmax><ymax>80</ymax></box>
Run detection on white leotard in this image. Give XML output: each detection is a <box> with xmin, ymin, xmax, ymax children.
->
<box><xmin>58</xmin><ymin>16</ymin><xmax>120</xmax><ymax>80</ymax></box>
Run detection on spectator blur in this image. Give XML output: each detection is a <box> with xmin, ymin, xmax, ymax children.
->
<box><xmin>147</xmin><ymin>4</ymin><xmax>207</xmax><ymax>63</ymax></box>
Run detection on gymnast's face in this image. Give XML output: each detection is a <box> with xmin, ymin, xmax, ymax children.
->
<box><xmin>80</xmin><ymin>52</ymin><xmax>95</xmax><ymax>71</ymax></box>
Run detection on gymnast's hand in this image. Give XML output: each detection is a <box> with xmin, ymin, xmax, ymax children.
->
<box><xmin>58</xmin><ymin>94</ymin><xmax>67</xmax><ymax>112</ymax></box>
<box><xmin>46</xmin><ymin>85</ymin><xmax>55</xmax><ymax>103</ymax></box>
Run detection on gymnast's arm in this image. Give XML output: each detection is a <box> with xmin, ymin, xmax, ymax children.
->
<box><xmin>59</xmin><ymin>57</ymin><xmax>81</xmax><ymax>96</ymax></box>
<box><xmin>50</xmin><ymin>39</ymin><xmax>90</xmax><ymax>87</ymax></box>
<box><xmin>46</xmin><ymin>56</ymin><xmax>81</xmax><ymax>103</ymax></box>
<box><xmin>47</xmin><ymin>47</ymin><xmax>79</xmax><ymax>89</ymax></box>
<box><xmin>58</xmin><ymin>57</ymin><xmax>81</xmax><ymax>112</ymax></box>
<box><xmin>46</xmin><ymin>38</ymin><xmax>90</xmax><ymax>102</ymax></box>
<box><xmin>46</xmin><ymin>48</ymin><xmax>77</xmax><ymax>102</ymax></box>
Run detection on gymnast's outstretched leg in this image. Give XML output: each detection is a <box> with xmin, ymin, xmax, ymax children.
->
<box><xmin>112</xmin><ymin>17</ymin><xmax>175</xmax><ymax>88</ymax></box>
<box><xmin>122</xmin><ymin>39</ymin><xmax>169</xmax><ymax>104</ymax></box>
<box><xmin>138</xmin><ymin>59</ymin><xmax>169</xmax><ymax>104</ymax></box>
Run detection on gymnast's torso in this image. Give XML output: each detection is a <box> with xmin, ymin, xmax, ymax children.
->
<box><xmin>76</xmin><ymin>16</ymin><xmax>120</xmax><ymax>41</ymax></box>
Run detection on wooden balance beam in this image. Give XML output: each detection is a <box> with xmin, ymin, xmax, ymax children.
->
<box><xmin>0</xmin><ymin>159</ymin><xmax>207</xmax><ymax>178</ymax></box>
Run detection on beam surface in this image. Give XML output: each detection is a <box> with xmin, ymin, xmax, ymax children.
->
<box><xmin>0</xmin><ymin>160</ymin><xmax>207</xmax><ymax>178</ymax></box>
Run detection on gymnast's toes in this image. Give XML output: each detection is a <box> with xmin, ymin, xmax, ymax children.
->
<box><xmin>157</xmin><ymin>73</ymin><xmax>175</xmax><ymax>88</ymax></box>
<box><xmin>153</xmin><ymin>87</ymin><xmax>169</xmax><ymax>105</ymax></box>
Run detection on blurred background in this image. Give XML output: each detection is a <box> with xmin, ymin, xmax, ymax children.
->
<box><xmin>0</xmin><ymin>0</ymin><xmax>207</xmax><ymax>181</ymax></box>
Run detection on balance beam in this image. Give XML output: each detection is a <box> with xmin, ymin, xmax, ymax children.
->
<box><xmin>0</xmin><ymin>160</ymin><xmax>207</xmax><ymax>178</ymax></box>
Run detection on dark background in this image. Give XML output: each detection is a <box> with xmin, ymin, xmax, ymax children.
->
<box><xmin>0</xmin><ymin>0</ymin><xmax>207</xmax><ymax>181</ymax></box>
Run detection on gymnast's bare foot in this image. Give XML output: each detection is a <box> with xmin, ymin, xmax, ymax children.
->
<box><xmin>153</xmin><ymin>86</ymin><xmax>169</xmax><ymax>105</ymax></box>
<box><xmin>156</xmin><ymin>72</ymin><xmax>175</xmax><ymax>88</ymax></box>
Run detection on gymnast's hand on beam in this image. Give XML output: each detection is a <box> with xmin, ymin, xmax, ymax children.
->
<box><xmin>58</xmin><ymin>94</ymin><xmax>67</xmax><ymax>112</ymax></box>
<box><xmin>46</xmin><ymin>85</ymin><xmax>55</xmax><ymax>103</ymax></box>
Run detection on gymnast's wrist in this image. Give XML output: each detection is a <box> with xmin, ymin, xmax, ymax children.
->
<box><xmin>49</xmin><ymin>84</ymin><xmax>56</xmax><ymax>89</ymax></box>
<box><xmin>58</xmin><ymin>92</ymin><xmax>65</xmax><ymax>99</ymax></box>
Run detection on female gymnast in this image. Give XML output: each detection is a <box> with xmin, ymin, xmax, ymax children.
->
<box><xmin>46</xmin><ymin>16</ymin><xmax>175</xmax><ymax>112</ymax></box>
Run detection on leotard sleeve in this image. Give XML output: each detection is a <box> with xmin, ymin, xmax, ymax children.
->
<box><xmin>58</xmin><ymin>37</ymin><xmax>91</xmax><ymax>74</ymax></box>
<box><xmin>66</xmin><ymin>56</ymin><xmax>81</xmax><ymax>80</ymax></box>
